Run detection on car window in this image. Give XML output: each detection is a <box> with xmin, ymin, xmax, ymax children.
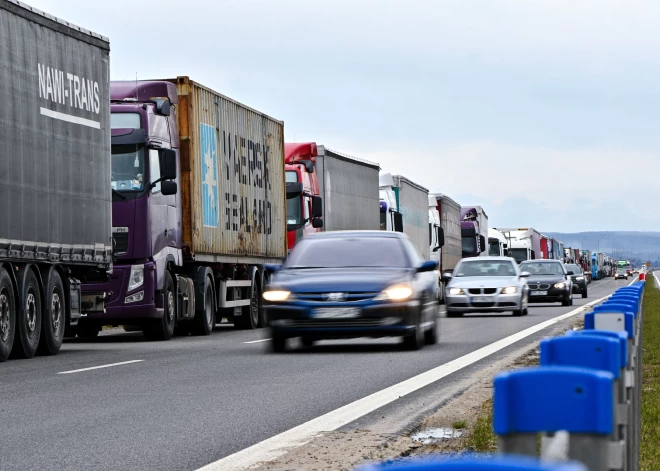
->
<box><xmin>402</xmin><ymin>237</ymin><xmax>424</xmax><ymax>267</ymax></box>
<box><xmin>285</xmin><ymin>236</ymin><xmax>410</xmax><ymax>268</ymax></box>
<box><xmin>520</xmin><ymin>262</ymin><xmax>565</xmax><ymax>275</ymax></box>
<box><xmin>565</xmin><ymin>264</ymin><xmax>581</xmax><ymax>274</ymax></box>
<box><xmin>454</xmin><ymin>260</ymin><xmax>517</xmax><ymax>277</ymax></box>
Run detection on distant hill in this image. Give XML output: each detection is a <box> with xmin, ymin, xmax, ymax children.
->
<box><xmin>544</xmin><ymin>231</ymin><xmax>660</xmax><ymax>265</ymax></box>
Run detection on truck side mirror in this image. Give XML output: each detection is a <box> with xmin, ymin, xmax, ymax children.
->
<box><xmin>312</xmin><ymin>218</ymin><xmax>323</xmax><ymax>229</ymax></box>
<box><xmin>311</xmin><ymin>196</ymin><xmax>323</xmax><ymax>218</ymax></box>
<box><xmin>155</xmin><ymin>99</ymin><xmax>171</xmax><ymax>116</ymax></box>
<box><xmin>479</xmin><ymin>235</ymin><xmax>486</xmax><ymax>253</ymax></box>
<box><xmin>161</xmin><ymin>180</ymin><xmax>177</xmax><ymax>196</ymax></box>
<box><xmin>159</xmin><ymin>149</ymin><xmax>177</xmax><ymax>180</ymax></box>
<box><xmin>437</xmin><ymin>227</ymin><xmax>445</xmax><ymax>248</ymax></box>
<box><xmin>286</xmin><ymin>182</ymin><xmax>303</xmax><ymax>197</ymax></box>
<box><xmin>393</xmin><ymin>212</ymin><xmax>404</xmax><ymax>232</ymax></box>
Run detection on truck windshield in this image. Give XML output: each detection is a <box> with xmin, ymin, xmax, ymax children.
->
<box><xmin>287</xmin><ymin>195</ymin><xmax>302</xmax><ymax>225</ymax></box>
<box><xmin>461</xmin><ymin>237</ymin><xmax>476</xmax><ymax>254</ymax></box>
<box><xmin>112</xmin><ymin>144</ymin><xmax>145</xmax><ymax>192</ymax></box>
<box><xmin>508</xmin><ymin>248</ymin><xmax>528</xmax><ymax>263</ymax></box>
<box><xmin>488</xmin><ymin>243</ymin><xmax>500</xmax><ymax>256</ymax></box>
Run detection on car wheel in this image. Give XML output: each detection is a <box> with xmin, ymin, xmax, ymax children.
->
<box><xmin>403</xmin><ymin>317</ymin><xmax>424</xmax><ymax>351</ymax></box>
<box><xmin>522</xmin><ymin>308</ymin><xmax>529</xmax><ymax>316</ymax></box>
<box><xmin>561</xmin><ymin>295</ymin><xmax>571</xmax><ymax>307</ymax></box>
<box><xmin>300</xmin><ymin>336</ymin><xmax>315</xmax><ymax>348</ymax></box>
<box><xmin>512</xmin><ymin>308</ymin><xmax>524</xmax><ymax>316</ymax></box>
<box><xmin>271</xmin><ymin>334</ymin><xmax>287</xmax><ymax>353</ymax></box>
<box><xmin>446</xmin><ymin>310</ymin><xmax>464</xmax><ymax>318</ymax></box>
<box><xmin>582</xmin><ymin>288</ymin><xmax>588</xmax><ymax>299</ymax></box>
<box><xmin>424</xmin><ymin>317</ymin><xmax>438</xmax><ymax>345</ymax></box>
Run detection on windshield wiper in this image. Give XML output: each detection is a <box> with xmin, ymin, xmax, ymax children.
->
<box><xmin>112</xmin><ymin>189</ymin><xmax>126</xmax><ymax>200</ymax></box>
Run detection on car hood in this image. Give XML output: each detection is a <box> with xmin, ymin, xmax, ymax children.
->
<box><xmin>271</xmin><ymin>267</ymin><xmax>412</xmax><ymax>293</ymax></box>
<box><xmin>525</xmin><ymin>274</ymin><xmax>567</xmax><ymax>284</ymax></box>
<box><xmin>447</xmin><ymin>276</ymin><xmax>520</xmax><ymax>288</ymax></box>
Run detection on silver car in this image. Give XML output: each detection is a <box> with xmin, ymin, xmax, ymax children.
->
<box><xmin>443</xmin><ymin>257</ymin><xmax>531</xmax><ymax>317</ymax></box>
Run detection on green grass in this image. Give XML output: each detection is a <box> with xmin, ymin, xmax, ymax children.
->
<box><xmin>452</xmin><ymin>420</ymin><xmax>467</xmax><ymax>430</ymax></box>
<box><xmin>464</xmin><ymin>400</ymin><xmax>497</xmax><ymax>452</ymax></box>
<box><xmin>641</xmin><ymin>280</ymin><xmax>660</xmax><ymax>471</ymax></box>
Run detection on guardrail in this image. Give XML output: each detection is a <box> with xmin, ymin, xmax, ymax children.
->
<box><xmin>358</xmin><ymin>279</ymin><xmax>646</xmax><ymax>471</ymax></box>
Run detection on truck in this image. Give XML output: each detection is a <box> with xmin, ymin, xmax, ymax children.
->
<box><xmin>379</xmin><ymin>174</ymin><xmax>430</xmax><ymax>259</ymax></box>
<box><xmin>460</xmin><ymin>206</ymin><xmax>488</xmax><ymax>258</ymax></box>
<box><xmin>540</xmin><ymin>236</ymin><xmax>550</xmax><ymax>259</ymax></box>
<box><xmin>0</xmin><ymin>0</ymin><xmax>112</xmax><ymax>361</ymax></box>
<box><xmin>79</xmin><ymin>76</ymin><xmax>287</xmax><ymax>339</ymax></box>
<box><xmin>488</xmin><ymin>228</ymin><xmax>509</xmax><ymax>257</ymax></box>
<box><xmin>432</xmin><ymin>193</ymin><xmax>461</xmax><ymax>302</ymax></box>
<box><xmin>494</xmin><ymin>228</ymin><xmax>542</xmax><ymax>263</ymax></box>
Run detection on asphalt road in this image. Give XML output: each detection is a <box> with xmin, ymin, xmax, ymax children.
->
<box><xmin>0</xmin><ymin>276</ymin><xmax>626</xmax><ymax>470</ymax></box>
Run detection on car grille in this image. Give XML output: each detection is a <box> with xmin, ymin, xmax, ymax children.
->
<box><xmin>296</xmin><ymin>292</ymin><xmax>379</xmax><ymax>302</ymax></box>
<box><xmin>467</xmin><ymin>288</ymin><xmax>498</xmax><ymax>295</ymax></box>
<box><xmin>112</xmin><ymin>232</ymin><xmax>128</xmax><ymax>255</ymax></box>
<box><xmin>527</xmin><ymin>283</ymin><xmax>551</xmax><ymax>290</ymax></box>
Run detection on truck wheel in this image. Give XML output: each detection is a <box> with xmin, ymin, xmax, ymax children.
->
<box><xmin>236</xmin><ymin>277</ymin><xmax>260</xmax><ymax>329</ymax></box>
<box><xmin>38</xmin><ymin>270</ymin><xmax>65</xmax><ymax>356</ymax></box>
<box><xmin>191</xmin><ymin>276</ymin><xmax>214</xmax><ymax>336</ymax></box>
<box><xmin>0</xmin><ymin>268</ymin><xmax>16</xmax><ymax>362</ymax></box>
<box><xmin>257</xmin><ymin>276</ymin><xmax>268</xmax><ymax>328</ymax></box>
<box><xmin>14</xmin><ymin>269</ymin><xmax>42</xmax><ymax>358</ymax></box>
<box><xmin>144</xmin><ymin>272</ymin><xmax>176</xmax><ymax>340</ymax></box>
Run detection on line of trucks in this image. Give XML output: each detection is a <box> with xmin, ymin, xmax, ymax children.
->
<box><xmin>0</xmin><ymin>0</ymin><xmax>618</xmax><ymax>362</ymax></box>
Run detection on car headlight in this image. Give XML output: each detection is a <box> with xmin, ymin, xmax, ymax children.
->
<box><xmin>502</xmin><ymin>286</ymin><xmax>517</xmax><ymax>295</ymax></box>
<box><xmin>262</xmin><ymin>290</ymin><xmax>292</xmax><ymax>302</ymax></box>
<box><xmin>575</xmin><ymin>276</ymin><xmax>584</xmax><ymax>281</ymax></box>
<box><xmin>375</xmin><ymin>283</ymin><xmax>414</xmax><ymax>301</ymax></box>
<box><xmin>448</xmin><ymin>287</ymin><xmax>464</xmax><ymax>295</ymax></box>
<box><xmin>554</xmin><ymin>282</ymin><xmax>566</xmax><ymax>289</ymax></box>
<box><xmin>127</xmin><ymin>264</ymin><xmax>144</xmax><ymax>292</ymax></box>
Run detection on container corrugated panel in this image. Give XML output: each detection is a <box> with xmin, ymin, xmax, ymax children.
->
<box><xmin>436</xmin><ymin>194</ymin><xmax>461</xmax><ymax>272</ymax></box>
<box><xmin>316</xmin><ymin>146</ymin><xmax>380</xmax><ymax>232</ymax></box>
<box><xmin>392</xmin><ymin>175</ymin><xmax>430</xmax><ymax>260</ymax></box>
<box><xmin>0</xmin><ymin>0</ymin><xmax>112</xmax><ymax>267</ymax></box>
<box><xmin>176</xmin><ymin>77</ymin><xmax>286</xmax><ymax>261</ymax></box>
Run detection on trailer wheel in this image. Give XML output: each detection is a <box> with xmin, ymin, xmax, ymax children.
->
<box><xmin>0</xmin><ymin>268</ymin><xmax>16</xmax><ymax>362</ymax></box>
<box><xmin>237</xmin><ymin>277</ymin><xmax>260</xmax><ymax>330</ymax></box>
<box><xmin>191</xmin><ymin>275</ymin><xmax>214</xmax><ymax>336</ymax></box>
<box><xmin>14</xmin><ymin>269</ymin><xmax>42</xmax><ymax>358</ymax></box>
<box><xmin>38</xmin><ymin>269</ymin><xmax>65</xmax><ymax>356</ymax></box>
<box><xmin>144</xmin><ymin>271</ymin><xmax>176</xmax><ymax>341</ymax></box>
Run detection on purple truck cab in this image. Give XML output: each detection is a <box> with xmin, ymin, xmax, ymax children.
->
<box><xmin>79</xmin><ymin>81</ymin><xmax>181</xmax><ymax>338</ymax></box>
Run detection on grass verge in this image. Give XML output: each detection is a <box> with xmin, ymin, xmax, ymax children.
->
<box><xmin>641</xmin><ymin>279</ymin><xmax>660</xmax><ymax>471</ymax></box>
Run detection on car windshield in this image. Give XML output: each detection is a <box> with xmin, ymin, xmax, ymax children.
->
<box><xmin>454</xmin><ymin>260</ymin><xmax>516</xmax><ymax>277</ymax></box>
<box><xmin>285</xmin><ymin>236</ymin><xmax>409</xmax><ymax>268</ymax></box>
<box><xmin>520</xmin><ymin>262</ymin><xmax>565</xmax><ymax>275</ymax></box>
<box><xmin>565</xmin><ymin>264</ymin><xmax>581</xmax><ymax>274</ymax></box>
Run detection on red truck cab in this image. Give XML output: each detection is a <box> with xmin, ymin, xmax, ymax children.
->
<box><xmin>285</xmin><ymin>142</ymin><xmax>323</xmax><ymax>250</ymax></box>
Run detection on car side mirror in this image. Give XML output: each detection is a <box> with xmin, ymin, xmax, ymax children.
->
<box><xmin>520</xmin><ymin>271</ymin><xmax>531</xmax><ymax>278</ymax></box>
<box><xmin>311</xmin><ymin>217</ymin><xmax>323</xmax><ymax>229</ymax></box>
<box><xmin>417</xmin><ymin>260</ymin><xmax>438</xmax><ymax>273</ymax></box>
<box><xmin>158</xmin><ymin>148</ymin><xmax>177</xmax><ymax>180</ymax></box>
<box><xmin>161</xmin><ymin>180</ymin><xmax>177</xmax><ymax>196</ymax></box>
<box><xmin>441</xmin><ymin>272</ymin><xmax>453</xmax><ymax>282</ymax></box>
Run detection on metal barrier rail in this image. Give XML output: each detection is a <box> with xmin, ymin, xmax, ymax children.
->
<box><xmin>358</xmin><ymin>279</ymin><xmax>646</xmax><ymax>471</ymax></box>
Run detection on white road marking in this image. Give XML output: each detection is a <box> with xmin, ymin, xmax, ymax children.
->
<box><xmin>653</xmin><ymin>271</ymin><xmax>660</xmax><ymax>288</ymax></box>
<box><xmin>243</xmin><ymin>338</ymin><xmax>271</xmax><ymax>344</ymax></box>
<box><xmin>58</xmin><ymin>360</ymin><xmax>144</xmax><ymax>375</ymax></box>
<box><xmin>197</xmin><ymin>295</ymin><xmax>612</xmax><ymax>471</ymax></box>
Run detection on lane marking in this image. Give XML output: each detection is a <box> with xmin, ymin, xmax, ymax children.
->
<box><xmin>653</xmin><ymin>271</ymin><xmax>659</xmax><ymax>288</ymax></box>
<box><xmin>197</xmin><ymin>294</ymin><xmax>613</xmax><ymax>471</ymax></box>
<box><xmin>58</xmin><ymin>360</ymin><xmax>144</xmax><ymax>375</ymax></box>
<box><xmin>243</xmin><ymin>339</ymin><xmax>271</xmax><ymax>344</ymax></box>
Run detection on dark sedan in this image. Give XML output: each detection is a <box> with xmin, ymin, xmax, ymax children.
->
<box><xmin>263</xmin><ymin>231</ymin><xmax>440</xmax><ymax>352</ymax></box>
<box><xmin>564</xmin><ymin>263</ymin><xmax>588</xmax><ymax>298</ymax></box>
<box><xmin>519</xmin><ymin>260</ymin><xmax>573</xmax><ymax>306</ymax></box>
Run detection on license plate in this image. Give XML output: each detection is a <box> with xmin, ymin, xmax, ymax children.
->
<box><xmin>531</xmin><ymin>291</ymin><xmax>548</xmax><ymax>296</ymax></box>
<box><xmin>470</xmin><ymin>296</ymin><xmax>495</xmax><ymax>303</ymax></box>
<box><xmin>312</xmin><ymin>307</ymin><xmax>360</xmax><ymax>319</ymax></box>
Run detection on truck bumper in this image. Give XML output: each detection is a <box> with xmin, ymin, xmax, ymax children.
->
<box><xmin>80</xmin><ymin>262</ymin><xmax>160</xmax><ymax>323</ymax></box>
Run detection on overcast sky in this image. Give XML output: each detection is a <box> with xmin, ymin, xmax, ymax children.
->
<box><xmin>27</xmin><ymin>0</ymin><xmax>660</xmax><ymax>232</ymax></box>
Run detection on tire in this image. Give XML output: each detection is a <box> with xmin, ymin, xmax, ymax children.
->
<box><xmin>271</xmin><ymin>334</ymin><xmax>287</xmax><ymax>353</ymax></box>
<box><xmin>144</xmin><ymin>272</ymin><xmax>176</xmax><ymax>340</ymax></box>
<box><xmin>13</xmin><ymin>269</ymin><xmax>42</xmax><ymax>358</ymax></box>
<box><xmin>512</xmin><ymin>309</ymin><xmax>524</xmax><ymax>317</ymax></box>
<box><xmin>522</xmin><ymin>308</ymin><xmax>529</xmax><ymax>316</ymax></box>
<box><xmin>446</xmin><ymin>310</ymin><xmax>464</xmax><ymax>318</ymax></box>
<box><xmin>403</xmin><ymin>316</ymin><xmax>425</xmax><ymax>351</ymax></box>
<box><xmin>424</xmin><ymin>318</ymin><xmax>438</xmax><ymax>345</ymax></box>
<box><xmin>582</xmin><ymin>288</ymin><xmax>588</xmax><ymax>299</ymax></box>
<box><xmin>236</xmin><ymin>277</ymin><xmax>259</xmax><ymax>330</ymax></box>
<box><xmin>38</xmin><ymin>269</ymin><xmax>66</xmax><ymax>356</ymax></box>
<box><xmin>258</xmin><ymin>273</ymin><xmax>268</xmax><ymax>328</ymax></box>
<box><xmin>0</xmin><ymin>268</ymin><xmax>16</xmax><ymax>362</ymax></box>
<box><xmin>300</xmin><ymin>336</ymin><xmax>315</xmax><ymax>348</ymax></box>
<box><xmin>191</xmin><ymin>275</ymin><xmax>214</xmax><ymax>336</ymax></box>
<box><xmin>77</xmin><ymin>323</ymin><xmax>100</xmax><ymax>338</ymax></box>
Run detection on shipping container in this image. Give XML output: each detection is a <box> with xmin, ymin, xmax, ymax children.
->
<box><xmin>316</xmin><ymin>146</ymin><xmax>380</xmax><ymax>232</ymax></box>
<box><xmin>177</xmin><ymin>77</ymin><xmax>287</xmax><ymax>261</ymax></box>
<box><xmin>434</xmin><ymin>193</ymin><xmax>461</xmax><ymax>273</ymax></box>
<box><xmin>0</xmin><ymin>0</ymin><xmax>112</xmax><ymax>360</ymax></box>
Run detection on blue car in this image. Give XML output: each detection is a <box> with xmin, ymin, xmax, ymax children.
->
<box><xmin>263</xmin><ymin>231</ymin><xmax>440</xmax><ymax>352</ymax></box>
